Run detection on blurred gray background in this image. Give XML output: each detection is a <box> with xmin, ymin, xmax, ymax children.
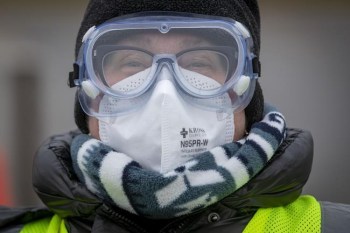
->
<box><xmin>0</xmin><ymin>0</ymin><xmax>349</xmax><ymax>206</ymax></box>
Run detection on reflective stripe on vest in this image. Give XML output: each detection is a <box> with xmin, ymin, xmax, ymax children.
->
<box><xmin>243</xmin><ymin>195</ymin><xmax>321</xmax><ymax>233</ymax></box>
<box><xmin>20</xmin><ymin>214</ymin><xmax>68</xmax><ymax>233</ymax></box>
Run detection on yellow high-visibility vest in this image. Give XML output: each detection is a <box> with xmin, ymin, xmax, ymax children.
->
<box><xmin>20</xmin><ymin>214</ymin><xmax>67</xmax><ymax>233</ymax></box>
<box><xmin>20</xmin><ymin>195</ymin><xmax>321</xmax><ymax>233</ymax></box>
<box><xmin>244</xmin><ymin>195</ymin><xmax>321</xmax><ymax>233</ymax></box>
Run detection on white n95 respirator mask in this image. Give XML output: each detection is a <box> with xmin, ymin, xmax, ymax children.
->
<box><xmin>98</xmin><ymin>68</ymin><xmax>234</xmax><ymax>173</ymax></box>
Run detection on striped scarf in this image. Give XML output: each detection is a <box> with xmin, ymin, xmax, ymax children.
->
<box><xmin>71</xmin><ymin>105</ymin><xmax>286</xmax><ymax>219</ymax></box>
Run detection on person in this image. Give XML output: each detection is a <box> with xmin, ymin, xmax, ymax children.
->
<box><xmin>0</xmin><ymin>148</ymin><xmax>13</xmax><ymax>206</ymax></box>
<box><xmin>1</xmin><ymin>0</ymin><xmax>350</xmax><ymax>232</ymax></box>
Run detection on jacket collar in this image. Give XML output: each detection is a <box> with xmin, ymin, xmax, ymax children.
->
<box><xmin>32</xmin><ymin>128</ymin><xmax>313</xmax><ymax>232</ymax></box>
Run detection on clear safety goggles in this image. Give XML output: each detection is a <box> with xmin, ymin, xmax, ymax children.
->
<box><xmin>68</xmin><ymin>12</ymin><xmax>261</xmax><ymax>117</ymax></box>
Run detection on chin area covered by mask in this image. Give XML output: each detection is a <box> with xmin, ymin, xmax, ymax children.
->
<box><xmin>98</xmin><ymin>67</ymin><xmax>234</xmax><ymax>173</ymax></box>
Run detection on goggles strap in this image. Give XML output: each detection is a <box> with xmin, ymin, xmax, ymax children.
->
<box><xmin>68</xmin><ymin>63</ymin><xmax>80</xmax><ymax>88</ymax></box>
<box><xmin>252</xmin><ymin>57</ymin><xmax>261</xmax><ymax>77</ymax></box>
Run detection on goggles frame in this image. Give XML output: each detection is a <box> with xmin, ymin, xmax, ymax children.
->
<box><xmin>68</xmin><ymin>12</ymin><xmax>261</xmax><ymax>117</ymax></box>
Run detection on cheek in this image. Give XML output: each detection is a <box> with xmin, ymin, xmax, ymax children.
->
<box><xmin>88</xmin><ymin>117</ymin><xmax>101</xmax><ymax>140</ymax></box>
<box><xmin>233</xmin><ymin>110</ymin><xmax>246</xmax><ymax>141</ymax></box>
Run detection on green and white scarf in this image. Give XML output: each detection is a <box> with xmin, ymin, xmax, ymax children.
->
<box><xmin>71</xmin><ymin>105</ymin><xmax>286</xmax><ymax>219</ymax></box>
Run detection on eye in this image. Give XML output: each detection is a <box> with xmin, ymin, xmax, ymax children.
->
<box><xmin>122</xmin><ymin>59</ymin><xmax>147</xmax><ymax>69</ymax></box>
<box><xmin>178</xmin><ymin>56</ymin><xmax>214</xmax><ymax>74</ymax></box>
<box><xmin>102</xmin><ymin>50</ymin><xmax>153</xmax><ymax>86</ymax></box>
<box><xmin>119</xmin><ymin>56</ymin><xmax>152</xmax><ymax>76</ymax></box>
<box><xmin>177</xmin><ymin>49</ymin><xmax>229</xmax><ymax>85</ymax></box>
<box><xmin>186</xmin><ymin>61</ymin><xmax>211</xmax><ymax>69</ymax></box>
<box><xmin>122</xmin><ymin>57</ymin><xmax>150</xmax><ymax>67</ymax></box>
<box><xmin>178</xmin><ymin>54</ymin><xmax>211</xmax><ymax>70</ymax></box>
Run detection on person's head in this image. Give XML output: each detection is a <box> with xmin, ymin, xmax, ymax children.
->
<box><xmin>69</xmin><ymin>1</ymin><xmax>264</xmax><ymax>172</ymax></box>
<box><xmin>70</xmin><ymin>0</ymin><xmax>264</xmax><ymax>137</ymax></box>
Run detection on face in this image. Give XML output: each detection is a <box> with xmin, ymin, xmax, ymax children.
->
<box><xmin>89</xmin><ymin>32</ymin><xmax>246</xmax><ymax>141</ymax></box>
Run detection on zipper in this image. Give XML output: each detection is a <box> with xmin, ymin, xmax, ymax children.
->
<box><xmin>99</xmin><ymin>205</ymin><xmax>149</xmax><ymax>233</ymax></box>
<box><xmin>99</xmin><ymin>204</ymin><xmax>200</xmax><ymax>233</ymax></box>
<box><xmin>160</xmin><ymin>213</ymin><xmax>198</xmax><ymax>233</ymax></box>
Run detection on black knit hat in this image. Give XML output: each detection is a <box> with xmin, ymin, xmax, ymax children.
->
<box><xmin>73</xmin><ymin>0</ymin><xmax>264</xmax><ymax>134</ymax></box>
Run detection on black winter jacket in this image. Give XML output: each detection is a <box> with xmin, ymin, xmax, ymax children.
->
<box><xmin>1</xmin><ymin>128</ymin><xmax>350</xmax><ymax>232</ymax></box>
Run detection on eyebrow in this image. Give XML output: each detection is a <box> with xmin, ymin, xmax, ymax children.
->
<box><xmin>178</xmin><ymin>38</ymin><xmax>210</xmax><ymax>48</ymax></box>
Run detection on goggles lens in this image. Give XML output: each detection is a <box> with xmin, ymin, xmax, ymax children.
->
<box><xmin>98</xmin><ymin>46</ymin><xmax>235</xmax><ymax>92</ymax></box>
<box><xmin>102</xmin><ymin>48</ymin><xmax>153</xmax><ymax>89</ymax></box>
<box><xmin>178</xmin><ymin>49</ymin><xmax>232</xmax><ymax>89</ymax></box>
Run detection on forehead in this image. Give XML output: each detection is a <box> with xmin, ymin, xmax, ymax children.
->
<box><xmin>114</xmin><ymin>31</ymin><xmax>212</xmax><ymax>53</ymax></box>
